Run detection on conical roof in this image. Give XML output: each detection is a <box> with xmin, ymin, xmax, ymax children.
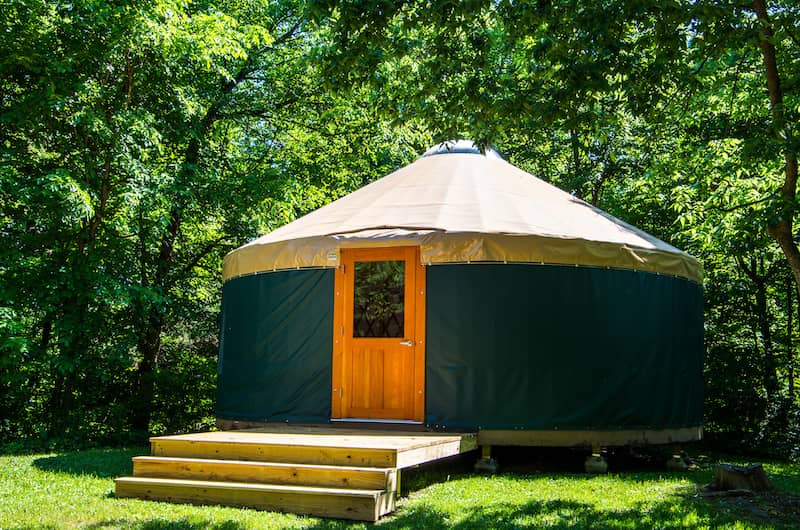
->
<box><xmin>224</xmin><ymin>141</ymin><xmax>701</xmax><ymax>283</ymax></box>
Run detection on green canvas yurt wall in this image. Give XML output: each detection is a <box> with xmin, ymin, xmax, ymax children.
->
<box><xmin>216</xmin><ymin>141</ymin><xmax>704</xmax><ymax>440</ymax></box>
<box><xmin>218</xmin><ymin>269</ymin><xmax>334</xmax><ymax>423</ymax></box>
<box><xmin>217</xmin><ymin>264</ymin><xmax>703</xmax><ymax>430</ymax></box>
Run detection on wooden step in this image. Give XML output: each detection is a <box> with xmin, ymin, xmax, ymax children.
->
<box><xmin>116</xmin><ymin>428</ymin><xmax>477</xmax><ymax>520</ymax></box>
<box><xmin>133</xmin><ymin>456</ymin><xmax>396</xmax><ymax>490</ymax></box>
<box><xmin>151</xmin><ymin>438</ymin><xmax>397</xmax><ymax>467</ymax></box>
<box><xmin>115</xmin><ymin>476</ymin><xmax>394</xmax><ymax>522</ymax></box>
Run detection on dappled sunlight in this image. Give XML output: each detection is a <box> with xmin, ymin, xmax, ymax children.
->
<box><xmin>80</xmin><ymin>518</ymin><xmax>252</xmax><ymax>530</ymax></box>
<box><xmin>3</xmin><ymin>449</ymin><xmax>800</xmax><ymax>529</ymax></box>
<box><xmin>372</xmin><ymin>494</ymin><xmax>712</xmax><ymax>529</ymax></box>
<box><xmin>763</xmin><ymin>462</ymin><xmax>800</xmax><ymax>491</ymax></box>
<box><xmin>32</xmin><ymin>448</ymin><xmax>146</xmax><ymax>478</ymax></box>
<box><xmin>373</xmin><ymin>471</ymin><xmax>790</xmax><ymax>529</ymax></box>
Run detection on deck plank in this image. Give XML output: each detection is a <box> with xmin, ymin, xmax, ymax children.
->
<box><xmin>150</xmin><ymin>427</ymin><xmax>477</xmax><ymax>469</ymax></box>
<box><xmin>118</xmin><ymin>426</ymin><xmax>477</xmax><ymax>520</ymax></box>
<box><xmin>154</xmin><ymin>427</ymin><xmax>471</xmax><ymax>449</ymax></box>
<box><xmin>151</xmin><ymin>438</ymin><xmax>398</xmax><ymax>467</ymax></box>
<box><xmin>133</xmin><ymin>456</ymin><xmax>394</xmax><ymax>489</ymax></box>
<box><xmin>115</xmin><ymin>477</ymin><xmax>389</xmax><ymax>522</ymax></box>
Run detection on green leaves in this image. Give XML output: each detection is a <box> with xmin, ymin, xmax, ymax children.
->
<box><xmin>147</xmin><ymin>1</ymin><xmax>274</xmax><ymax>79</ymax></box>
<box><xmin>0</xmin><ymin>0</ymin><xmax>796</xmax><ymax>449</ymax></box>
<box><xmin>0</xmin><ymin>0</ymin><xmax>425</xmax><ymax>444</ymax></box>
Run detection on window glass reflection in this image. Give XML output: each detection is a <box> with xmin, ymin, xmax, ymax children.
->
<box><xmin>353</xmin><ymin>260</ymin><xmax>404</xmax><ymax>337</ymax></box>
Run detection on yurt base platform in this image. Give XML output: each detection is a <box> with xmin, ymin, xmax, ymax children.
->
<box><xmin>216</xmin><ymin>419</ymin><xmax>703</xmax><ymax>446</ymax></box>
<box><xmin>115</xmin><ymin>426</ymin><xmax>478</xmax><ymax>521</ymax></box>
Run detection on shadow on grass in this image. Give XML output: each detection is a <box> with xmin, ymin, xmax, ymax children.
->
<box><xmin>80</xmin><ymin>519</ymin><xmax>250</xmax><ymax>530</ymax></box>
<box><xmin>400</xmin><ymin>452</ymin><xmax>477</xmax><ymax>494</ymax></box>
<box><xmin>404</xmin><ymin>446</ymin><xmax>800</xmax><ymax>492</ymax></box>
<box><xmin>12</xmin><ymin>479</ymin><xmax>797</xmax><ymax>530</ymax></box>
<box><xmin>32</xmin><ymin>447</ymin><xmax>147</xmax><ymax>478</ymax></box>
<box><xmin>391</xmin><ymin>485</ymin><xmax>799</xmax><ymax>529</ymax></box>
<box><xmin>399</xmin><ymin>448</ymin><xmax>714</xmax><ymax>495</ymax></box>
<box><xmin>386</xmin><ymin>459</ymin><xmax>800</xmax><ymax>529</ymax></box>
<box><xmin>18</xmin><ymin>446</ymin><xmax>800</xmax><ymax>530</ymax></box>
<box><xmin>760</xmin><ymin>462</ymin><xmax>800</xmax><ymax>492</ymax></box>
<box><xmin>305</xmin><ymin>494</ymin><xmax>780</xmax><ymax>530</ymax></box>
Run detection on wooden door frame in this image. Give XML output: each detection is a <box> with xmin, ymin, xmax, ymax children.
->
<box><xmin>331</xmin><ymin>246</ymin><xmax>426</xmax><ymax>422</ymax></box>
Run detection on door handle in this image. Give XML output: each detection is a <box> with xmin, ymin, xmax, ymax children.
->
<box><xmin>400</xmin><ymin>339</ymin><xmax>413</xmax><ymax>346</ymax></box>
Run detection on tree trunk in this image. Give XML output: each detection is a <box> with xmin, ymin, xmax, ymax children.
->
<box><xmin>130</xmin><ymin>312</ymin><xmax>164</xmax><ymax>434</ymax></box>
<box><xmin>51</xmin><ymin>290</ymin><xmax>90</xmax><ymax>431</ymax></box>
<box><xmin>128</xmin><ymin>66</ymin><xmax>254</xmax><ymax>434</ymax></box>
<box><xmin>591</xmin><ymin>169</ymin><xmax>607</xmax><ymax>207</ymax></box>
<box><xmin>789</xmin><ymin>276</ymin><xmax>795</xmax><ymax>402</ymax></box>
<box><xmin>40</xmin><ymin>319</ymin><xmax>52</xmax><ymax>351</ymax></box>
<box><xmin>130</xmin><ymin>196</ymin><xmax>183</xmax><ymax>435</ymax></box>
<box><xmin>737</xmin><ymin>257</ymin><xmax>778</xmax><ymax>400</ymax></box>
<box><xmin>49</xmin><ymin>150</ymin><xmax>113</xmax><ymax>433</ymax></box>
<box><xmin>570</xmin><ymin>128</ymin><xmax>580</xmax><ymax>177</ymax></box>
<box><xmin>710</xmin><ymin>463</ymin><xmax>772</xmax><ymax>492</ymax></box>
<box><xmin>568</xmin><ymin>129</ymin><xmax>587</xmax><ymax>200</ymax></box>
<box><xmin>753</xmin><ymin>0</ymin><xmax>800</xmax><ymax>300</ymax></box>
<box><xmin>754</xmin><ymin>273</ymin><xmax>777</xmax><ymax>400</ymax></box>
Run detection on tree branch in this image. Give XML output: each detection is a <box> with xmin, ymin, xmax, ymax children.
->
<box><xmin>269</xmin><ymin>20</ymin><xmax>302</xmax><ymax>49</ymax></box>
<box><xmin>714</xmin><ymin>193</ymin><xmax>775</xmax><ymax>213</ymax></box>
<box><xmin>782</xmin><ymin>20</ymin><xmax>800</xmax><ymax>49</ymax></box>
<box><xmin>753</xmin><ymin>0</ymin><xmax>800</xmax><ymax>295</ymax></box>
<box><xmin>168</xmin><ymin>236</ymin><xmax>233</xmax><ymax>290</ymax></box>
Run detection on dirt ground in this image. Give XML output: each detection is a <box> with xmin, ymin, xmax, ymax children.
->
<box><xmin>705</xmin><ymin>490</ymin><xmax>800</xmax><ymax>526</ymax></box>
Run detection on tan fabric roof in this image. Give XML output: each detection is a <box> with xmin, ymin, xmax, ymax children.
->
<box><xmin>223</xmin><ymin>144</ymin><xmax>701</xmax><ymax>283</ymax></box>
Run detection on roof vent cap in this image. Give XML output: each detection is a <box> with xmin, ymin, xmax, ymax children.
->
<box><xmin>421</xmin><ymin>139</ymin><xmax>503</xmax><ymax>159</ymax></box>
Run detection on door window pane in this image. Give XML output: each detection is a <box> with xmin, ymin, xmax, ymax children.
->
<box><xmin>353</xmin><ymin>260</ymin><xmax>404</xmax><ymax>337</ymax></box>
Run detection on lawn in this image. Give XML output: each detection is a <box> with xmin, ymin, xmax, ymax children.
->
<box><xmin>0</xmin><ymin>447</ymin><xmax>798</xmax><ymax>529</ymax></box>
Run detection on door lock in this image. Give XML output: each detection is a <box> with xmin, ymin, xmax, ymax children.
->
<box><xmin>400</xmin><ymin>339</ymin><xmax>413</xmax><ymax>346</ymax></box>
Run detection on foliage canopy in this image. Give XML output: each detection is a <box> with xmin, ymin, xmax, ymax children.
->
<box><xmin>1</xmin><ymin>0</ymin><xmax>799</xmax><ymax>456</ymax></box>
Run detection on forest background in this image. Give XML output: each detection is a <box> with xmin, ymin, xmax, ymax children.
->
<box><xmin>1</xmin><ymin>0</ymin><xmax>798</xmax><ymax>459</ymax></box>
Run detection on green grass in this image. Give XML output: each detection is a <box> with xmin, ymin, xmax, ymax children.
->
<box><xmin>0</xmin><ymin>448</ymin><xmax>798</xmax><ymax>529</ymax></box>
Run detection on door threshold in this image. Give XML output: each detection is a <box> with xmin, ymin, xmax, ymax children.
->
<box><xmin>331</xmin><ymin>418</ymin><xmax>424</xmax><ymax>425</ymax></box>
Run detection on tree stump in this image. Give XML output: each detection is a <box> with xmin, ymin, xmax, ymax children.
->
<box><xmin>710</xmin><ymin>464</ymin><xmax>773</xmax><ymax>492</ymax></box>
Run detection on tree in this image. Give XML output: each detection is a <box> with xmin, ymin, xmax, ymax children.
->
<box><xmin>0</xmin><ymin>0</ymin><xmax>426</xmax><ymax>444</ymax></box>
<box><xmin>308</xmin><ymin>0</ymin><xmax>800</xmax><ymax>452</ymax></box>
<box><xmin>311</xmin><ymin>0</ymin><xmax>800</xmax><ymax>289</ymax></box>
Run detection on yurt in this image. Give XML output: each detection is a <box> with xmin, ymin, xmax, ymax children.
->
<box><xmin>217</xmin><ymin>141</ymin><xmax>703</xmax><ymax>448</ymax></box>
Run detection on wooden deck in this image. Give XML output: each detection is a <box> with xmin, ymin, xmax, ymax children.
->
<box><xmin>115</xmin><ymin>426</ymin><xmax>477</xmax><ymax>521</ymax></box>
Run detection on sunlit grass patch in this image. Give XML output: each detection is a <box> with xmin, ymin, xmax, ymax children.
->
<box><xmin>0</xmin><ymin>449</ymin><xmax>798</xmax><ymax>529</ymax></box>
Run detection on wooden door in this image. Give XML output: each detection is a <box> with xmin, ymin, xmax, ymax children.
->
<box><xmin>332</xmin><ymin>247</ymin><xmax>425</xmax><ymax>421</ymax></box>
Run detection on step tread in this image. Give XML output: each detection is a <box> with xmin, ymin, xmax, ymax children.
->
<box><xmin>151</xmin><ymin>430</ymin><xmax>470</xmax><ymax>451</ymax></box>
<box><xmin>132</xmin><ymin>455</ymin><xmax>391</xmax><ymax>474</ymax></box>
<box><xmin>115</xmin><ymin>476</ymin><xmax>384</xmax><ymax>498</ymax></box>
<box><xmin>154</xmin><ymin>438</ymin><xmax>400</xmax><ymax>452</ymax></box>
<box><xmin>150</xmin><ymin>438</ymin><xmax>398</xmax><ymax>467</ymax></box>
